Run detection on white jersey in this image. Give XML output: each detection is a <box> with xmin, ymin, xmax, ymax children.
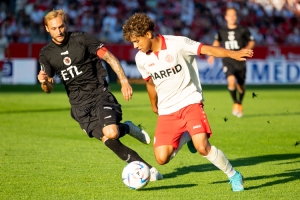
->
<box><xmin>135</xmin><ymin>35</ymin><xmax>204</xmax><ymax>115</ymax></box>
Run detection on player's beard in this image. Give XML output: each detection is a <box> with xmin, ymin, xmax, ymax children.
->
<box><xmin>53</xmin><ymin>32</ymin><xmax>66</xmax><ymax>44</ymax></box>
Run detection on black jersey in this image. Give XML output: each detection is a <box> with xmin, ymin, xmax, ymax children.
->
<box><xmin>39</xmin><ymin>32</ymin><xmax>108</xmax><ymax>106</ymax></box>
<box><xmin>215</xmin><ymin>25</ymin><xmax>254</xmax><ymax>63</ymax></box>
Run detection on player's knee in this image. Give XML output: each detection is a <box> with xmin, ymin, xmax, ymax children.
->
<box><xmin>102</xmin><ymin>125</ymin><xmax>119</xmax><ymax>139</ymax></box>
<box><xmin>154</xmin><ymin>149</ymin><xmax>171</xmax><ymax>165</ymax></box>
<box><xmin>227</xmin><ymin>76</ymin><xmax>236</xmax><ymax>88</ymax></box>
<box><xmin>155</xmin><ymin>156</ymin><xmax>169</xmax><ymax>165</ymax></box>
<box><xmin>196</xmin><ymin>145</ymin><xmax>210</xmax><ymax>156</ymax></box>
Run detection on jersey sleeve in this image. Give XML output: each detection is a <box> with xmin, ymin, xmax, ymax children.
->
<box><xmin>135</xmin><ymin>54</ymin><xmax>151</xmax><ymax>80</ymax></box>
<box><xmin>178</xmin><ymin>36</ymin><xmax>202</xmax><ymax>56</ymax></box>
<box><xmin>83</xmin><ymin>32</ymin><xmax>105</xmax><ymax>56</ymax></box>
<box><xmin>214</xmin><ymin>31</ymin><xmax>221</xmax><ymax>42</ymax></box>
<box><xmin>39</xmin><ymin>50</ymin><xmax>55</xmax><ymax>77</ymax></box>
<box><xmin>243</xmin><ymin>27</ymin><xmax>255</xmax><ymax>42</ymax></box>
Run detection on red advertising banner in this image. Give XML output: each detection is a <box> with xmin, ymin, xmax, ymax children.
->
<box><xmin>9</xmin><ymin>43</ymin><xmax>300</xmax><ymax>61</ymax></box>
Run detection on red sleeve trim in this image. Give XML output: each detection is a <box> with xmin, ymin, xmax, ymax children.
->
<box><xmin>144</xmin><ymin>76</ymin><xmax>151</xmax><ymax>81</ymax></box>
<box><xmin>97</xmin><ymin>47</ymin><xmax>108</xmax><ymax>59</ymax></box>
<box><xmin>197</xmin><ymin>43</ymin><xmax>203</xmax><ymax>55</ymax></box>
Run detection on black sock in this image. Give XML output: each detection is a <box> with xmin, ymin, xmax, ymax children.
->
<box><xmin>104</xmin><ymin>139</ymin><xmax>152</xmax><ymax>168</ymax></box>
<box><xmin>229</xmin><ymin>89</ymin><xmax>238</xmax><ymax>103</ymax></box>
<box><xmin>238</xmin><ymin>91</ymin><xmax>245</xmax><ymax>104</ymax></box>
<box><xmin>118</xmin><ymin>123</ymin><xmax>129</xmax><ymax>138</ymax></box>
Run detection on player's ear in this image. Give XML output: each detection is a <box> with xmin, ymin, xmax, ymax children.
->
<box><xmin>45</xmin><ymin>25</ymin><xmax>49</xmax><ymax>32</ymax></box>
<box><xmin>146</xmin><ymin>31</ymin><xmax>153</xmax><ymax>39</ymax></box>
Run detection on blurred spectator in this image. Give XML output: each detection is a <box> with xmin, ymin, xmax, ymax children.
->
<box><xmin>0</xmin><ymin>0</ymin><xmax>299</xmax><ymax>45</ymax></box>
<box><xmin>0</xmin><ymin>30</ymin><xmax>10</xmax><ymax>87</ymax></box>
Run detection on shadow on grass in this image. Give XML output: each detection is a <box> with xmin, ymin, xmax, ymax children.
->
<box><xmin>141</xmin><ymin>183</ymin><xmax>198</xmax><ymax>191</ymax></box>
<box><xmin>0</xmin><ymin>107</ymin><xmax>70</xmax><ymax>114</ymax></box>
<box><xmin>163</xmin><ymin>153</ymin><xmax>300</xmax><ymax>190</ymax></box>
<box><xmin>211</xmin><ymin>168</ymin><xmax>300</xmax><ymax>191</ymax></box>
<box><xmin>241</xmin><ymin>169</ymin><xmax>300</xmax><ymax>190</ymax></box>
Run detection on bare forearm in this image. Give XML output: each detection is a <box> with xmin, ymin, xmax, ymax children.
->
<box><xmin>201</xmin><ymin>45</ymin><xmax>233</xmax><ymax>58</ymax></box>
<box><xmin>102</xmin><ymin>51</ymin><xmax>128</xmax><ymax>83</ymax></box>
<box><xmin>201</xmin><ymin>45</ymin><xmax>253</xmax><ymax>61</ymax></box>
<box><xmin>148</xmin><ymin>90</ymin><xmax>158</xmax><ymax>109</ymax></box>
<box><xmin>245</xmin><ymin>41</ymin><xmax>255</xmax><ymax>50</ymax></box>
<box><xmin>146</xmin><ymin>80</ymin><xmax>158</xmax><ymax>114</ymax></box>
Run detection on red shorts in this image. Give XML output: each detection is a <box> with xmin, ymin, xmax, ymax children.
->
<box><xmin>154</xmin><ymin>103</ymin><xmax>212</xmax><ymax>149</ymax></box>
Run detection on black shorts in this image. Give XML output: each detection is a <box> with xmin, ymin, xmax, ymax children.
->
<box><xmin>70</xmin><ymin>91</ymin><xmax>122</xmax><ymax>139</ymax></box>
<box><xmin>222</xmin><ymin>59</ymin><xmax>246</xmax><ymax>85</ymax></box>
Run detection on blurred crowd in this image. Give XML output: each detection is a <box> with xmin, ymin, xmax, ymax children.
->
<box><xmin>0</xmin><ymin>0</ymin><xmax>300</xmax><ymax>45</ymax></box>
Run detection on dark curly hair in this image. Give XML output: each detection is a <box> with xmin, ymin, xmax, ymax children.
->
<box><xmin>122</xmin><ymin>13</ymin><xmax>155</xmax><ymax>42</ymax></box>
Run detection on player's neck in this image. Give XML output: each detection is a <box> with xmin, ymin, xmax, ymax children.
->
<box><xmin>227</xmin><ymin>23</ymin><xmax>237</xmax><ymax>29</ymax></box>
<box><xmin>151</xmin><ymin>36</ymin><xmax>161</xmax><ymax>52</ymax></box>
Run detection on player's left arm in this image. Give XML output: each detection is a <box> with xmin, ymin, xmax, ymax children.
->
<box><xmin>207</xmin><ymin>40</ymin><xmax>220</xmax><ymax>65</ymax></box>
<box><xmin>37</xmin><ymin>71</ymin><xmax>54</xmax><ymax>93</ymax></box>
<box><xmin>97</xmin><ymin>48</ymin><xmax>132</xmax><ymax>101</ymax></box>
<box><xmin>244</xmin><ymin>40</ymin><xmax>255</xmax><ymax>50</ymax></box>
<box><xmin>145</xmin><ymin>78</ymin><xmax>158</xmax><ymax>115</ymax></box>
<box><xmin>38</xmin><ymin>54</ymin><xmax>54</xmax><ymax>93</ymax></box>
<box><xmin>243</xmin><ymin>27</ymin><xmax>255</xmax><ymax>50</ymax></box>
<box><xmin>201</xmin><ymin>45</ymin><xmax>253</xmax><ymax>61</ymax></box>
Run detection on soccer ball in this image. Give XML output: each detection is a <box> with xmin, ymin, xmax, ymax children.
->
<box><xmin>122</xmin><ymin>161</ymin><xmax>150</xmax><ymax>190</ymax></box>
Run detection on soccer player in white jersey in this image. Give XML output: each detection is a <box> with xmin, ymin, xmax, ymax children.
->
<box><xmin>122</xmin><ymin>13</ymin><xmax>253</xmax><ymax>192</ymax></box>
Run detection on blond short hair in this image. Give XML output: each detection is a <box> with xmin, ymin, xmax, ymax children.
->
<box><xmin>44</xmin><ymin>9</ymin><xmax>67</xmax><ymax>26</ymax></box>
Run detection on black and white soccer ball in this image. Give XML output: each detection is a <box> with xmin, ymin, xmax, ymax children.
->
<box><xmin>122</xmin><ymin>161</ymin><xmax>150</xmax><ymax>190</ymax></box>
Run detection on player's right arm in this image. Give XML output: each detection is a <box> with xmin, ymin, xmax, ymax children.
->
<box><xmin>145</xmin><ymin>78</ymin><xmax>158</xmax><ymax>115</ymax></box>
<box><xmin>201</xmin><ymin>45</ymin><xmax>253</xmax><ymax>61</ymax></box>
<box><xmin>207</xmin><ymin>40</ymin><xmax>220</xmax><ymax>65</ymax></box>
<box><xmin>37</xmin><ymin>70</ymin><xmax>54</xmax><ymax>93</ymax></box>
<box><xmin>38</xmin><ymin>52</ymin><xmax>54</xmax><ymax>93</ymax></box>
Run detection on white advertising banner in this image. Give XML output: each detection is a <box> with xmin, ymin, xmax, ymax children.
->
<box><xmin>121</xmin><ymin>58</ymin><xmax>300</xmax><ymax>85</ymax></box>
<box><xmin>2</xmin><ymin>58</ymin><xmax>37</xmax><ymax>85</ymax></box>
<box><xmin>196</xmin><ymin>58</ymin><xmax>300</xmax><ymax>84</ymax></box>
<box><xmin>2</xmin><ymin>58</ymin><xmax>299</xmax><ymax>85</ymax></box>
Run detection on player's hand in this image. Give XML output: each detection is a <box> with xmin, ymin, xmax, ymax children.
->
<box><xmin>37</xmin><ymin>70</ymin><xmax>48</xmax><ymax>83</ymax></box>
<box><xmin>152</xmin><ymin>106</ymin><xmax>158</xmax><ymax>115</ymax></box>
<box><xmin>230</xmin><ymin>49</ymin><xmax>253</xmax><ymax>61</ymax></box>
<box><xmin>207</xmin><ymin>56</ymin><xmax>215</xmax><ymax>65</ymax></box>
<box><xmin>120</xmin><ymin>81</ymin><xmax>133</xmax><ymax>101</ymax></box>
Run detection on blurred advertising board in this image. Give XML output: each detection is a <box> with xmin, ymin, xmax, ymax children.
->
<box><xmin>197</xmin><ymin>46</ymin><xmax>300</xmax><ymax>84</ymax></box>
<box><xmin>197</xmin><ymin>58</ymin><xmax>300</xmax><ymax>84</ymax></box>
<box><xmin>2</xmin><ymin>59</ymin><xmax>37</xmax><ymax>85</ymax></box>
<box><xmin>4</xmin><ymin>44</ymin><xmax>300</xmax><ymax>85</ymax></box>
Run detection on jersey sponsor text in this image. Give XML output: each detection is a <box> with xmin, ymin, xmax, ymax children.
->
<box><xmin>61</xmin><ymin>66</ymin><xmax>82</xmax><ymax>81</ymax></box>
<box><xmin>151</xmin><ymin>64</ymin><xmax>182</xmax><ymax>80</ymax></box>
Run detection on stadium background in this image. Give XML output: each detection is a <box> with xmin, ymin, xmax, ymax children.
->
<box><xmin>1</xmin><ymin>0</ymin><xmax>300</xmax><ymax>84</ymax></box>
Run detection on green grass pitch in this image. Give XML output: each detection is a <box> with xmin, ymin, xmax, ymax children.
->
<box><xmin>0</xmin><ymin>83</ymin><xmax>299</xmax><ymax>200</ymax></box>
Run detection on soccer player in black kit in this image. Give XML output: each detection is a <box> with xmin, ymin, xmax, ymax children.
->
<box><xmin>208</xmin><ymin>7</ymin><xmax>255</xmax><ymax>118</ymax></box>
<box><xmin>37</xmin><ymin>9</ymin><xmax>163</xmax><ymax>181</ymax></box>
